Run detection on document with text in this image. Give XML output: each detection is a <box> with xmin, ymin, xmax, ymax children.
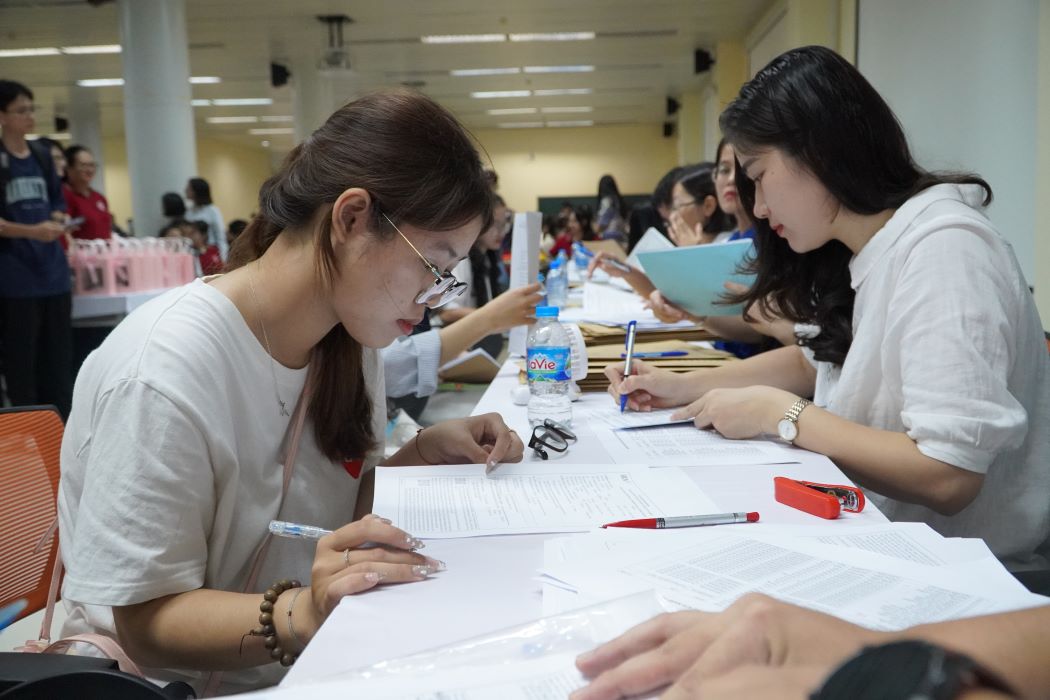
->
<box><xmin>372</xmin><ymin>463</ymin><xmax>719</xmax><ymax>538</ymax></box>
<box><xmin>602</xmin><ymin>423</ymin><xmax>800</xmax><ymax>466</ymax></box>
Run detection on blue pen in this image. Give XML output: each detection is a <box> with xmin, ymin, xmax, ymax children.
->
<box><xmin>620</xmin><ymin>350</ymin><xmax>688</xmax><ymax>359</ymax></box>
<box><xmin>620</xmin><ymin>320</ymin><xmax>638</xmax><ymax>413</ymax></box>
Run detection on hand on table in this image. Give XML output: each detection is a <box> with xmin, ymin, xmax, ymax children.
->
<box><xmin>417</xmin><ymin>413</ymin><xmax>525</xmax><ymax>469</ymax></box>
<box><xmin>671</xmin><ymin>385</ymin><xmax>799</xmax><ymax>438</ymax></box>
<box><xmin>571</xmin><ymin>593</ymin><xmax>886</xmax><ymax>700</ymax></box>
<box><xmin>604</xmin><ymin>359</ymin><xmax>697</xmax><ymax>412</ymax></box>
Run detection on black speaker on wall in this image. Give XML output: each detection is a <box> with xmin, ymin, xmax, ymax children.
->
<box><xmin>662</xmin><ymin>122</ymin><xmax>675</xmax><ymax>138</ymax></box>
<box><xmin>694</xmin><ymin>48</ymin><xmax>714</xmax><ymax>74</ymax></box>
<box><xmin>271</xmin><ymin>62</ymin><xmax>291</xmax><ymax>88</ymax></box>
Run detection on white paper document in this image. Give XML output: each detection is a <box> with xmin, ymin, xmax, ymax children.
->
<box><xmin>540</xmin><ymin>528</ymin><xmax>1046</xmax><ymax>630</ymax></box>
<box><xmin>372</xmin><ymin>463</ymin><xmax>719</xmax><ymax>538</ymax></box>
<box><xmin>626</xmin><ymin>226</ymin><xmax>675</xmax><ymax>271</ymax></box>
<box><xmin>602</xmin><ymin>423</ymin><xmax>800</xmax><ymax>466</ymax></box>
<box><xmin>508</xmin><ymin>212</ymin><xmax>541</xmax><ymax>356</ymax></box>
<box><xmin>574</xmin><ymin>404</ymin><xmax>691</xmax><ymax>431</ymax></box>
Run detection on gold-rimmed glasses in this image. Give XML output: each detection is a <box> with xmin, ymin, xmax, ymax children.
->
<box><xmin>382</xmin><ymin>212</ymin><xmax>467</xmax><ymax>308</ymax></box>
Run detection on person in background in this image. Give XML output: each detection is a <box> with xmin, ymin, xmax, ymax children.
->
<box><xmin>62</xmin><ymin>145</ymin><xmax>112</xmax><ymax>241</ymax></box>
<box><xmin>185</xmin><ymin>176</ymin><xmax>227</xmax><ymax>261</ymax></box>
<box><xmin>550</xmin><ymin>204</ymin><xmax>594</xmax><ymax>259</ymax></box>
<box><xmin>161</xmin><ymin>191</ymin><xmax>186</xmax><ymax>231</ymax></box>
<box><xmin>40</xmin><ymin>137</ymin><xmax>66</xmax><ymax>180</ymax></box>
<box><xmin>227</xmin><ymin>218</ymin><xmax>248</xmax><ymax>250</ymax></box>
<box><xmin>572</xmin><ymin>593</ymin><xmax>1049</xmax><ymax>700</ymax></box>
<box><xmin>713</xmin><ymin>138</ymin><xmax>754</xmax><ymax>240</ymax></box>
<box><xmin>595</xmin><ymin>174</ymin><xmax>628</xmax><ymax>242</ymax></box>
<box><xmin>187</xmin><ymin>219</ymin><xmax>222</xmax><ymax>276</ymax></box>
<box><xmin>0</xmin><ymin>80</ymin><xmax>72</xmax><ymax>418</ymax></box>
<box><xmin>607</xmin><ymin>46</ymin><xmax>1050</xmax><ymax>568</ymax></box>
<box><xmin>626</xmin><ymin>166</ymin><xmax>682</xmax><ymax>253</ymax></box>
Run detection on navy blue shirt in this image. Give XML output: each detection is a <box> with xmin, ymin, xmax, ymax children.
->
<box><xmin>0</xmin><ymin>144</ymin><xmax>70</xmax><ymax>297</ymax></box>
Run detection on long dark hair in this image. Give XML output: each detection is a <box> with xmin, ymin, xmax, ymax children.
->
<box><xmin>228</xmin><ymin>89</ymin><xmax>493</xmax><ymax>461</ymax></box>
<box><xmin>721</xmin><ymin>46</ymin><xmax>992</xmax><ymax>365</ymax></box>
<box><xmin>597</xmin><ymin>174</ymin><xmax>626</xmax><ymax>219</ymax></box>
<box><xmin>676</xmin><ymin>164</ymin><xmax>733</xmax><ymax>235</ymax></box>
<box><xmin>161</xmin><ymin>192</ymin><xmax>186</xmax><ymax>218</ymax></box>
<box><xmin>187</xmin><ymin>177</ymin><xmax>212</xmax><ymax>206</ymax></box>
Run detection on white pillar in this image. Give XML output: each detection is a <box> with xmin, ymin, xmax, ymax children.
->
<box><xmin>118</xmin><ymin>0</ymin><xmax>197</xmax><ymax>238</ymax></box>
<box><xmin>292</xmin><ymin>58</ymin><xmax>328</xmax><ymax>144</ymax></box>
<box><xmin>68</xmin><ymin>86</ymin><xmax>106</xmax><ymax>194</ymax></box>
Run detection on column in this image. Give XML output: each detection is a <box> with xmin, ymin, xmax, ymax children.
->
<box><xmin>68</xmin><ymin>86</ymin><xmax>106</xmax><ymax>194</ymax></box>
<box><xmin>675</xmin><ymin>90</ymin><xmax>704</xmax><ymax>164</ymax></box>
<box><xmin>292</xmin><ymin>58</ymin><xmax>328</xmax><ymax>144</ymax></box>
<box><xmin>118</xmin><ymin>0</ymin><xmax>198</xmax><ymax>238</ymax></box>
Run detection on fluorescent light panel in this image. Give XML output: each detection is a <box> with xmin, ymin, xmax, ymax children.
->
<box><xmin>421</xmin><ymin>34</ymin><xmax>506</xmax><ymax>44</ymax></box>
<box><xmin>60</xmin><ymin>44</ymin><xmax>121</xmax><ymax>54</ymax></box>
<box><xmin>0</xmin><ymin>44</ymin><xmax>122</xmax><ymax>57</ymax></box>
<box><xmin>509</xmin><ymin>32</ymin><xmax>595</xmax><ymax>42</ymax></box>
<box><xmin>206</xmin><ymin>116</ymin><xmax>259</xmax><ymax>124</ymax></box>
<box><xmin>212</xmin><ymin>98</ymin><xmax>273</xmax><ymax>106</ymax></box>
<box><xmin>547</xmin><ymin>120</ymin><xmax>594</xmax><ymax>127</ymax></box>
<box><xmin>260</xmin><ymin>115</ymin><xmax>294</xmax><ymax>122</ymax></box>
<box><xmin>487</xmin><ymin>108</ymin><xmax>537</xmax><ymax>115</ymax></box>
<box><xmin>77</xmin><ymin>76</ymin><xmax>223</xmax><ymax>88</ymax></box>
<box><xmin>0</xmin><ymin>48</ymin><xmax>61</xmax><ymax>57</ymax></box>
<box><xmin>533</xmin><ymin>88</ymin><xmax>593</xmax><ymax>96</ymax></box>
<box><xmin>471</xmin><ymin>90</ymin><xmax>530</xmax><ymax>99</ymax></box>
<box><xmin>191</xmin><ymin>99</ymin><xmax>212</xmax><ymax>106</ymax></box>
<box><xmin>450</xmin><ymin>67</ymin><xmax>520</xmax><ymax>77</ymax></box>
<box><xmin>541</xmin><ymin>106</ymin><xmax>593</xmax><ymax>113</ymax></box>
<box><xmin>523</xmin><ymin>65</ymin><xmax>594</xmax><ymax>74</ymax></box>
<box><xmin>248</xmin><ymin>127</ymin><xmax>293</xmax><ymax>135</ymax></box>
<box><xmin>189</xmin><ymin>76</ymin><xmax>221</xmax><ymax>84</ymax></box>
<box><xmin>497</xmin><ymin>122</ymin><xmax>544</xmax><ymax>129</ymax></box>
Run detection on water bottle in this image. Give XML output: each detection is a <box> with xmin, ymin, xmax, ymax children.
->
<box><xmin>572</xmin><ymin>242</ymin><xmax>591</xmax><ymax>272</ymax></box>
<box><xmin>526</xmin><ymin>306</ymin><xmax>573</xmax><ymax>427</ymax></box>
<box><xmin>546</xmin><ymin>257</ymin><xmax>568</xmax><ymax>309</ymax></box>
<box><xmin>536</xmin><ymin>272</ymin><xmax>547</xmax><ymax>306</ymax></box>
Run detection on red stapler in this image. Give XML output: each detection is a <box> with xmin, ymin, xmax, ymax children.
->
<box><xmin>774</xmin><ymin>477</ymin><xmax>865</xmax><ymax>519</ymax></box>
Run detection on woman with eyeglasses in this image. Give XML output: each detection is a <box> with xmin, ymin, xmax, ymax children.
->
<box><xmin>61</xmin><ymin>145</ymin><xmax>113</xmax><ymax>240</ymax></box>
<box><xmin>57</xmin><ymin>90</ymin><xmax>525</xmax><ymax>695</ymax></box>
<box><xmin>607</xmin><ymin>46</ymin><xmax>1049</xmax><ymax>569</ymax></box>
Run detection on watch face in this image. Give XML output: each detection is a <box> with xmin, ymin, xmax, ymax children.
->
<box><xmin>777</xmin><ymin>418</ymin><xmax>798</xmax><ymax>442</ymax></box>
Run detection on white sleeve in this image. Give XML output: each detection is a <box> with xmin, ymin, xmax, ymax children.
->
<box><xmin>61</xmin><ymin>378</ymin><xmax>216</xmax><ymax>606</ymax></box>
<box><xmin>885</xmin><ymin>228</ymin><xmax>1029</xmax><ymax>472</ymax></box>
<box><xmin>380</xmin><ymin>329</ymin><xmax>442</xmax><ymax>398</ymax></box>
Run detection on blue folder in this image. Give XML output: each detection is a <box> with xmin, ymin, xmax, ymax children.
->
<box><xmin>636</xmin><ymin>240</ymin><xmax>754</xmax><ymax>317</ymax></box>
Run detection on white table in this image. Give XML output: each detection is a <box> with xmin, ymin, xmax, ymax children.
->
<box><xmin>285</xmin><ymin>361</ymin><xmax>885</xmax><ymax>687</ymax></box>
<box><xmin>71</xmin><ymin>289</ymin><xmax>169</xmax><ymax>325</ymax></box>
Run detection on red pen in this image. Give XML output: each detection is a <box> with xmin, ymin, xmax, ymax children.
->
<box><xmin>602</xmin><ymin>512</ymin><xmax>759</xmax><ymax>529</ymax></box>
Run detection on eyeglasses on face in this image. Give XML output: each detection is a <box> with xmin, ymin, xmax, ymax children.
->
<box><xmin>528</xmin><ymin>419</ymin><xmax>577</xmax><ymax>460</ymax></box>
<box><xmin>670</xmin><ymin>199</ymin><xmax>698</xmax><ymax>212</ymax></box>
<box><xmin>381</xmin><ymin>212</ymin><xmax>467</xmax><ymax>308</ymax></box>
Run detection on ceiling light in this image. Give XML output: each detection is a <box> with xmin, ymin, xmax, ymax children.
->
<box><xmin>487</xmin><ymin>108</ymin><xmax>538</xmax><ymax>115</ymax></box>
<box><xmin>60</xmin><ymin>44</ymin><xmax>121</xmax><ymax>55</ymax></box>
<box><xmin>213</xmin><ymin>98</ymin><xmax>273</xmax><ymax>106</ymax></box>
<box><xmin>261</xmin><ymin>140</ymin><xmax>271</xmax><ymax>147</ymax></box>
<box><xmin>509</xmin><ymin>32</ymin><xmax>595</xmax><ymax>42</ymax></box>
<box><xmin>206</xmin><ymin>116</ymin><xmax>259</xmax><ymax>124</ymax></box>
<box><xmin>189</xmin><ymin>76</ymin><xmax>222</xmax><ymax>84</ymax></box>
<box><xmin>192</xmin><ymin>99</ymin><xmax>212</xmax><ymax>107</ymax></box>
<box><xmin>0</xmin><ymin>48</ymin><xmax>61</xmax><ymax>57</ymax></box>
<box><xmin>76</xmin><ymin>78</ymin><xmax>124</xmax><ymax>87</ymax></box>
<box><xmin>541</xmin><ymin>106</ymin><xmax>593</xmax><ymax>114</ymax></box>
<box><xmin>547</xmin><ymin>120</ymin><xmax>594</xmax><ymax>127</ymax></box>
<box><xmin>523</xmin><ymin>65</ymin><xmax>594</xmax><ymax>74</ymax></box>
<box><xmin>421</xmin><ymin>34</ymin><xmax>506</xmax><ymax>44</ymax></box>
<box><xmin>450</xmin><ymin>67</ymin><xmax>520</xmax><ymax>77</ymax></box>
<box><xmin>248</xmin><ymin>127</ymin><xmax>294</xmax><ymax>135</ymax></box>
<box><xmin>533</xmin><ymin>88</ymin><xmax>593</xmax><ymax>96</ymax></box>
<box><xmin>471</xmin><ymin>90</ymin><xmax>531</xmax><ymax>99</ymax></box>
<box><xmin>260</xmin><ymin>115</ymin><xmax>294</xmax><ymax>122</ymax></box>
<box><xmin>497</xmin><ymin>122</ymin><xmax>544</xmax><ymax>129</ymax></box>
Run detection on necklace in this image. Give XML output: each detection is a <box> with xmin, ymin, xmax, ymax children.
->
<box><xmin>247</xmin><ymin>265</ymin><xmax>290</xmax><ymax>417</ymax></box>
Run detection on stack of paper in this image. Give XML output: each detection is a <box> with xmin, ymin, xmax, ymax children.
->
<box><xmin>577</xmin><ymin>322</ymin><xmax>716</xmax><ymax>345</ymax></box>
<box><xmin>539</xmin><ymin>524</ymin><xmax>1047</xmax><ymax>627</ymax></box>
<box><xmin>577</xmin><ymin>340</ymin><xmax>735</xmax><ymax>392</ymax></box>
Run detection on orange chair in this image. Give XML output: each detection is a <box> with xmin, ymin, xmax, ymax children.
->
<box><xmin>0</xmin><ymin>406</ymin><xmax>63</xmax><ymax>629</ymax></box>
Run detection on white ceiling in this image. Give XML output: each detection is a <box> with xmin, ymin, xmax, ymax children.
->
<box><xmin>0</xmin><ymin>0</ymin><xmax>771</xmax><ymax>148</ymax></box>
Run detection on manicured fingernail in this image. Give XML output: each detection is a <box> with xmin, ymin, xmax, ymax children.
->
<box><xmin>426</xmin><ymin>558</ymin><xmax>446</xmax><ymax>571</ymax></box>
<box><xmin>405</xmin><ymin>535</ymin><xmax>425</xmax><ymax>549</ymax></box>
<box><xmin>364</xmin><ymin>571</ymin><xmax>386</xmax><ymax>583</ymax></box>
<box><xmin>412</xmin><ymin>565</ymin><xmax>432</xmax><ymax>578</ymax></box>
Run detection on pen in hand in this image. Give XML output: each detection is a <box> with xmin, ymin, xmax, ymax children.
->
<box><xmin>620</xmin><ymin>320</ymin><xmax>638</xmax><ymax>413</ymax></box>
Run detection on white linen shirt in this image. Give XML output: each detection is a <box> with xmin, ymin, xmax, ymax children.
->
<box><xmin>57</xmin><ymin>278</ymin><xmax>387</xmax><ymax>694</ymax></box>
<box><xmin>805</xmin><ymin>184</ymin><xmax>1050</xmax><ymax>568</ymax></box>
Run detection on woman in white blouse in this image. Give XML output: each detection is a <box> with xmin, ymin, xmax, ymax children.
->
<box><xmin>605</xmin><ymin>46</ymin><xmax>1049</xmax><ymax>569</ymax></box>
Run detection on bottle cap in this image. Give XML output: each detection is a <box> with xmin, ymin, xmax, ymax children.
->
<box><xmin>535</xmin><ymin>306</ymin><xmax>559</xmax><ymax>318</ymax></box>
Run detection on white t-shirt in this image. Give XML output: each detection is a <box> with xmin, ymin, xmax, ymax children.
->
<box><xmin>804</xmin><ymin>184</ymin><xmax>1050</xmax><ymax>568</ymax></box>
<box><xmin>57</xmin><ymin>278</ymin><xmax>387</xmax><ymax>694</ymax></box>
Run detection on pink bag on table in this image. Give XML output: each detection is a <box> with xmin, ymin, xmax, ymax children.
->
<box><xmin>105</xmin><ymin>239</ymin><xmax>133</xmax><ymax>295</ymax></box>
<box><xmin>72</xmin><ymin>240</ymin><xmax>108</xmax><ymax>296</ymax></box>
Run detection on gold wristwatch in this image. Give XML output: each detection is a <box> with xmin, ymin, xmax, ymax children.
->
<box><xmin>777</xmin><ymin>398</ymin><xmax>811</xmax><ymax>444</ymax></box>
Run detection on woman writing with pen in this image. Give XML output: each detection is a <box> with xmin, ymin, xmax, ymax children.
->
<box><xmin>57</xmin><ymin>90</ymin><xmax>524</xmax><ymax>695</ymax></box>
<box><xmin>607</xmin><ymin>46</ymin><xmax>1049</xmax><ymax>570</ymax></box>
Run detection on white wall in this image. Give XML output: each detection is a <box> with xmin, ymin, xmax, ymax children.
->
<box><xmin>858</xmin><ymin>0</ymin><xmax>1039</xmax><ymax>283</ymax></box>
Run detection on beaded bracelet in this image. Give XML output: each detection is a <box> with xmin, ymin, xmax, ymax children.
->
<box><xmin>247</xmin><ymin>578</ymin><xmax>302</xmax><ymax>667</ymax></box>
